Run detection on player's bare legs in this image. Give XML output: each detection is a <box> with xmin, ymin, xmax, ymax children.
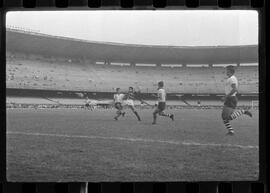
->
<box><xmin>128</xmin><ymin>105</ymin><xmax>141</xmax><ymax>121</ymax></box>
<box><xmin>152</xmin><ymin>108</ymin><xmax>173</xmax><ymax>124</ymax></box>
<box><xmin>114</xmin><ymin>110</ymin><xmax>122</xmax><ymax>120</ymax></box>
<box><xmin>159</xmin><ymin>111</ymin><xmax>174</xmax><ymax>121</ymax></box>
<box><xmin>85</xmin><ymin>103</ymin><xmax>93</xmax><ymax>111</ymax></box>
<box><xmin>114</xmin><ymin>110</ymin><xmax>125</xmax><ymax>120</ymax></box>
<box><xmin>222</xmin><ymin>106</ymin><xmax>252</xmax><ymax>135</ymax></box>
<box><xmin>114</xmin><ymin>103</ymin><xmax>125</xmax><ymax>120</ymax></box>
<box><xmin>152</xmin><ymin>108</ymin><xmax>159</xmax><ymax>124</ymax></box>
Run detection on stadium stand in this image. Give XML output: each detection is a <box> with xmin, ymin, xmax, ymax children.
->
<box><xmin>6</xmin><ymin>29</ymin><xmax>258</xmax><ymax>95</ymax></box>
<box><xmin>6</xmin><ymin>52</ymin><xmax>258</xmax><ymax>94</ymax></box>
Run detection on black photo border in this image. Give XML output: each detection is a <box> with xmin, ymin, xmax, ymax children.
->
<box><xmin>0</xmin><ymin>0</ymin><xmax>267</xmax><ymax>192</ymax></box>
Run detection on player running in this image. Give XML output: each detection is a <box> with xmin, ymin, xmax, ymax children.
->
<box><xmin>113</xmin><ymin>88</ymin><xmax>125</xmax><ymax>120</ymax></box>
<box><xmin>221</xmin><ymin>65</ymin><xmax>252</xmax><ymax>136</ymax></box>
<box><xmin>152</xmin><ymin>81</ymin><xmax>174</xmax><ymax>124</ymax></box>
<box><xmin>85</xmin><ymin>97</ymin><xmax>94</xmax><ymax>111</ymax></box>
<box><xmin>123</xmin><ymin>87</ymin><xmax>141</xmax><ymax>121</ymax></box>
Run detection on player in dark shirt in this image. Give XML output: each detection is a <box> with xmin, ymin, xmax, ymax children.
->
<box><xmin>123</xmin><ymin>87</ymin><xmax>141</xmax><ymax>121</ymax></box>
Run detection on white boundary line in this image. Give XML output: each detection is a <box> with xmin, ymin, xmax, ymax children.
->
<box><xmin>7</xmin><ymin>131</ymin><xmax>258</xmax><ymax>149</ymax></box>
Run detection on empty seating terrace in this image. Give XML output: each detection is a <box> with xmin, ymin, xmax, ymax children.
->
<box><xmin>6</xmin><ymin>54</ymin><xmax>258</xmax><ymax>94</ymax></box>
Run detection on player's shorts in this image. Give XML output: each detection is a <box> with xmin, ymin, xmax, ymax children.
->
<box><xmin>114</xmin><ymin>102</ymin><xmax>123</xmax><ymax>110</ymax></box>
<box><xmin>224</xmin><ymin>96</ymin><xmax>238</xmax><ymax>109</ymax></box>
<box><xmin>157</xmin><ymin>102</ymin><xmax>166</xmax><ymax>111</ymax></box>
<box><xmin>222</xmin><ymin>106</ymin><xmax>235</xmax><ymax>120</ymax></box>
<box><xmin>124</xmin><ymin>99</ymin><xmax>134</xmax><ymax>107</ymax></box>
<box><xmin>85</xmin><ymin>103</ymin><xmax>90</xmax><ymax>107</ymax></box>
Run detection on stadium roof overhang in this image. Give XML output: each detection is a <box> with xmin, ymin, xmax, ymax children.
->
<box><xmin>6</xmin><ymin>29</ymin><xmax>258</xmax><ymax>65</ymax></box>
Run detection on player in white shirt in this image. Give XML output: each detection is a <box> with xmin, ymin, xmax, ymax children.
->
<box><xmin>221</xmin><ymin>65</ymin><xmax>252</xmax><ymax>135</ymax></box>
<box><xmin>113</xmin><ymin>88</ymin><xmax>125</xmax><ymax>120</ymax></box>
<box><xmin>85</xmin><ymin>96</ymin><xmax>94</xmax><ymax>111</ymax></box>
<box><xmin>152</xmin><ymin>81</ymin><xmax>174</xmax><ymax>124</ymax></box>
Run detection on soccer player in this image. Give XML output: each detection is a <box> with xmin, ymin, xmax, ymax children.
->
<box><xmin>113</xmin><ymin>88</ymin><xmax>125</xmax><ymax>120</ymax></box>
<box><xmin>123</xmin><ymin>87</ymin><xmax>141</xmax><ymax>121</ymax></box>
<box><xmin>221</xmin><ymin>65</ymin><xmax>252</xmax><ymax>135</ymax></box>
<box><xmin>85</xmin><ymin>97</ymin><xmax>94</xmax><ymax>111</ymax></box>
<box><xmin>152</xmin><ymin>81</ymin><xmax>174</xmax><ymax>124</ymax></box>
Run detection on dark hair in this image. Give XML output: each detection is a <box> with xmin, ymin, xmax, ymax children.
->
<box><xmin>226</xmin><ymin>65</ymin><xmax>235</xmax><ymax>74</ymax></box>
<box><xmin>116</xmin><ymin>88</ymin><xmax>120</xmax><ymax>91</ymax></box>
<box><xmin>129</xmin><ymin>87</ymin><xmax>133</xmax><ymax>90</ymax></box>
<box><xmin>158</xmin><ymin>81</ymin><xmax>164</xmax><ymax>87</ymax></box>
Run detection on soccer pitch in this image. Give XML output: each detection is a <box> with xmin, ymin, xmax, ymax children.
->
<box><xmin>6</xmin><ymin>108</ymin><xmax>259</xmax><ymax>182</ymax></box>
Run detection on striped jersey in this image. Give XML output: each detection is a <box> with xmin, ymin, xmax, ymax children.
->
<box><xmin>126</xmin><ymin>91</ymin><xmax>136</xmax><ymax>100</ymax></box>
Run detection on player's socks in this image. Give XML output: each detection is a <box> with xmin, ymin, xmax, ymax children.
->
<box><xmin>244</xmin><ymin>110</ymin><xmax>252</xmax><ymax>117</ymax></box>
<box><xmin>169</xmin><ymin>114</ymin><xmax>174</xmax><ymax>121</ymax></box>
<box><xmin>229</xmin><ymin>109</ymin><xmax>245</xmax><ymax>120</ymax></box>
<box><xmin>165</xmin><ymin>113</ymin><xmax>174</xmax><ymax>121</ymax></box>
<box><xmin>114</xmin><ymin>111</ymin><xmax>122</xmax><ymax>120</ymax></box>
<box><xmin>114</xmin><ymin>113</ymin><xmax>120</xmax><ymax>120</ymax></box>
<box><xmin>226</xmin><ymin>130</ymin><xmax>235</xmax><ymax>136</ymax></box>
<box><xmin>152</xmin><ymin>113</ymin><xmax>157</xmax><ymax>124</ymax></box>
<box><xmin>223</xmin><ymin>120</ymin><xmax>234</xmax><ymax>133</ymax></box>
<box><xmin>134</xmin><ymin>111</ymin><xmax>141</xmax><ymax>121</ymax></box>
<box><xmin>159</xmin><ymin>112</ymin><xmax>171</xmax><ymax>117</ymax></box>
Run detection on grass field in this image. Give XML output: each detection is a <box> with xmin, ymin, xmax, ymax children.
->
<box><xmin>6</xmin><ymin>108</ymin><xmax>259</xmax><ymax>182</ymax></box>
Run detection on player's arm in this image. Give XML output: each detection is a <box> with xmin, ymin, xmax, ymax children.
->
<box><xmin>227</xmin><ymin>83</ymin><xmax>238</xmax><ymax>97</ymax></box>
<box><xmin>133</xmin><ymin>91</ymin><xmax>149</xmax><ymax>105</ymax></box>
<box><xmin>108</xmin><ymin>100</ymin><xmax>115</xmax><ymax>105</ymax></box>
<box><xmin>133</xmin><ymin>91</ymin><xmax>142</xmax><ymax>102</ymax></box>
<box><xmin>133</xmin><ymin>92</ymin><xmax>146</xmax><ymax>105</ymax></box>
<box><xmin>222</xmin><ymin>83</ymin><xmax>237</xmax><ymax>101</ymax></box>
<box><xmin>151</xmin><ymin>92</ymin><xmax>160</xmax><ymax>106</ymax></box>
<box><xmin>157</xmin><ymin>92</ymin><xmax>162</xmax><ymax>101</ymax></box>
<box><xmin>122</xmin><ymin>93</ymin><xmax>128</xmax><ymax>100</ymax></box>
<box><xmin>150</xmin><ymin>93</ymin><xmax>157</xmax><ymax>98</ymax></box>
